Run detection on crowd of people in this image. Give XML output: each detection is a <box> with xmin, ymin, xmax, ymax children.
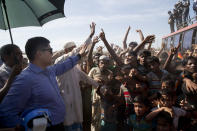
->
<box><xmin>168</xmin><ymin>0</ymin><xmax>191</xmax><ymax>32</ymax></box>
<box><xmin>0</xmin><ymin>22</ymin><xmax>197</xmax><ymax>131</ymax></box>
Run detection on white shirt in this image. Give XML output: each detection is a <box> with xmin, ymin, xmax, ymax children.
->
<box><xmin>55</xmin><ymin>38</ymin><xmax>98</xmax><ymax>126</ymax></box>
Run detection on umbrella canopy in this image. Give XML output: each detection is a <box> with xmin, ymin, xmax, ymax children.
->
<box><xmin>0</xmin><ymin>0</ymin><xmax>65</xmax><ymax>30</ymax></box>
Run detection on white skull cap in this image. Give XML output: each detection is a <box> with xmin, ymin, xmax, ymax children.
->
<box><xmin>64</xmin><ymin>42</ymin><xmax>76</xmax><ymax>49</ymax></box>
<box><xmin>99</xmin><ymin>55</ymin><xmax>110</xmax><ymax>61</ymax></box>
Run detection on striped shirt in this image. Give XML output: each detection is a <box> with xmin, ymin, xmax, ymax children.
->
<box><xmin>121</xmin><ymin>84</ymin><xmax>133</xmax><ymax>115</ymax></box>
<box><xmin>147</xmin><ymin>69</ymin><xmax>169</xmax><ymax>93</ymax></box>
<box><xmin>0</xmin><ymin>64</ymin><xmax>12</xmax><ymax>89</ymax></box>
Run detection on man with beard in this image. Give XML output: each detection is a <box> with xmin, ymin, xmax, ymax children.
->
<box><xmin>55</xmin><ymin>22</ymin><xmax>100</xmax><ymax>131</ymax></box>
<box><xmin>55</xmin><ymin>41</ymin><xmax>99</xmax><ymax>131</ymax></box>
<box><xmin>88</xmin><ymin>55</ymin><xmax>113</xmax><ymax>131</ymax></box>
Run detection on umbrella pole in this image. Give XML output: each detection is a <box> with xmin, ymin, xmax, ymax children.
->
<box><xmin>2</xmin><ymin>0</ymin><xmax>14</xmax><ymax>44</ymax></box>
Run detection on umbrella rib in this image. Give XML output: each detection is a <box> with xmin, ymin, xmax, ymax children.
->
<box><xmin>22</xmin><ymin>0</ymin><xmax>42</xmax><ymax>26</ymax></box>
<box><xmin>0</xmin><ymin>1</ymin><xmax>7</xmax><ymax>30</ymax></box>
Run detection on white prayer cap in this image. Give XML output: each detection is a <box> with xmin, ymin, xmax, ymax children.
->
<box><xmin>99</xmin><ymin>55</ymin><xmax>110</xmax><ymax>61</ymax></box>
<box><xmin>64</xmin><ymin>42</ymin><xmax>76</xmax><ymax>49</ymax></box>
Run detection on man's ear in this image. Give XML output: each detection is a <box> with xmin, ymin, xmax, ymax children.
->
<box><xmin>34</xmin><ymin>50</ymin><xmax>42</xmax><ymax>59</ymax></box>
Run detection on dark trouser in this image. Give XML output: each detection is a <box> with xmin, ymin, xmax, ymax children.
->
<box><xmin>170</xmin><ymin>23</ymin><xmax>175</xmax><ymax>33</ymax></box>
<box><xmin>182</xmin><ymin>8</ymin><xmax>189</xmax><ymax>25</ymax></box>
<box><xmin>81</xmin><ymin>86</ymin><xmax>92</xmax><ymax>131</ymax></box>
<box><xmin>46</xmin><ymin>123</ymin><xmax>64</xmax><ymax>131</ymax></box>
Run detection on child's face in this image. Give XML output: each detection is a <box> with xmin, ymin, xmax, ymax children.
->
<box><xmin>99</xmin><ymin>60</ymin><xmax>107</xmax><ymax>69</ymax></box>
<box><xmin>139</xmin><ymin>55</ymin><xmax>147</xmax><ymax>66</ymax></box>
<box><xmin>133</xmin><ymin>102</ymin><xmax>148</xmax><ymax>117</ymax></box>
<box><xmin>160</xmin><ymin>95</ymin><xmax>173</xmax><ymax>107</ymax></box>
<box><xmin>149</xmin><ymin>62</ymin><xmax>160</xmax><ymax>72</ymax></box>
<box><xmin>161</xmin><ymin>82</ymin><xmax>171</xmax><ymax>90</ymax></box>
<box><xmin>156</xmin><ymin>118</ymin><xmax>172</xmax><ymax>131</ymax></box>
<box><xmin>186</xmin><ymin>59</ymin><xmax>197</xmax><ymax>73</ymax></box>
<box><xmin>124</xmin><ymin>53</ymin><xmax>137</xmax><ymax>64</ymax></box>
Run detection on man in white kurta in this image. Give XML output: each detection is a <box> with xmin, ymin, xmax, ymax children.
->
<box><xmin>55</xmin><ymin>38</ymin><xmax>99</xmax><ymax>130</ymax></box>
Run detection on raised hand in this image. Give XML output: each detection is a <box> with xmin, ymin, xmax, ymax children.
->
<box><xmin>183</xmin><ymin>78</ymin><xmax>197</xmax><ymax>93</ymax></box>
<box><xmin>11</xmin><ymin>64</ymin><xmax>22</xmax><ymax>77</ymax></box>
<box><xmin>127</xmin><ymin>26</ymin><xmax>131</xmax><ymax>33</ymax></box>
<box><xmin>170</xmin><ymin>43</ymin><xmax>180</xmax><ymax>55</ymax></box>
<box><xmin>170</xmin><ymin>48</ymin><xmax>177</xmax><ymax>55</ymax></box>
<box><xmin>170</xmin><ymin>42</ymin><xmax>181</xmax><ymax>55</ymax></box>
<box><xmin>90</xmin><ymin>22</ymin><xmax>96</xmax><ymax>38</ymax></box>
<box><xmin>129</xmin><ymin>68</ymin><xmax>138</xmax><ymax>78</ymax></box>
<box><xmin>99</xmin><ymin>28</ymin><xmax>106</xmax><ymax>41</ymax></box>
<box><xmin>161</xmin><ymin>42</ymin><xmax>166</xmax><ymax>49</ymax></box>
<box><xmin>92</xmin><ymin>36</ymin><xmax>100</xmax><ymax>44</ymax></box>
<box><xmin>136</xmin><ymin>29</ymin><xmax>141</xmax><ymax>33</ymax></box>
<box><xmin>79</xmin><ymin>43</ymin><xmax>89</xmax><ymax>57</ymax></box>
<box><xmin>143</xmin><ymin>35</ymin><xmax>155</xmax><ymax>44</ymax></box>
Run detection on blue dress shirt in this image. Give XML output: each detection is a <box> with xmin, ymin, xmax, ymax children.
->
<box><xmin>0</xmin><ymin>55</ymin><xmax>80</xmax><ymax>127</ymax></box>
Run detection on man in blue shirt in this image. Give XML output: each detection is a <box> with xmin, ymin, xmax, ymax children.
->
<box><xmin>0</xmin><ymin>37</ymin><xmax>87</xmax><ymax>130</ymax></box>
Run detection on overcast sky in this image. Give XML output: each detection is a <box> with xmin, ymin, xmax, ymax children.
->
<box><xmin>0</xmin><ymin>0</ymin><xmax>196</xmax><ymax>51</ymax></box>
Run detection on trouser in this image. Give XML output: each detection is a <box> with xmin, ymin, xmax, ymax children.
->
<box><xmin>64</xmin><ymin>123</ymin><xmax>82</xmax><ymax>131</ymax></box>
<box><xmin>91</xmin><ymin>90</ymin><xmax>101</xmax><ymax>131</ymax></box>
<box><xmin>81</xmin><ymin>87</ymin><xmax>92</xmax><ymax>131</ymax></box>
<box><xmin>46</xmin><ymin>123</ymin><xmax>64</xmax><ymax>131</ymax></box>
<box><xmin>170</xmin><ymin>23</ymin><xmax>175</xmax><ymax>33</ymax></box>
<box><xmin>100</xmin><ymin>120</ymin><xmax>117</xmax><ymax>131</ymax></box>
<box><xmin>182</xmin><ymin>8</ymin><xmax>189</xmax><ymax>25</ymax></box>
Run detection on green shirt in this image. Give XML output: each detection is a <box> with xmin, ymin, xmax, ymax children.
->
<box><xmin>128</xmin><ymin>114</ymin><xmax>152</xmax><ymax>131</ymax></box>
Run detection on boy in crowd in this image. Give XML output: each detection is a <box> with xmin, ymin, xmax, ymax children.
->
<box><xmin>127</xmin><ymin>95</ymin><xmax>153</xmax><ymax>131</ymax></box>
<box><xmin>96</xmin><ymin>79</ymin><xmax>122</xmax><ymax>131</ymax></box>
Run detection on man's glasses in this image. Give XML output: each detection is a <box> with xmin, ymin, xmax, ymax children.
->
<box><xmin>41</xmin><ymin>48</ymin><xmax>53</xmax><ymax>54</ymax></box>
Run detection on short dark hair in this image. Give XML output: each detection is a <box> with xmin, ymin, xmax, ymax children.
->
<box><xmin>159</xmin><ymin>52</ymin><xmax>168</xmax><ymax>60</ymax></box>
<box><xmin>133</xmin><ymin>95</ymin><xmax>150</xmax><ymax>107</ymax></box>
<box><xmin>129</xmin><ymin>42</ymin><xmax>138</xmax><ymax>47</ymax></box>
<box><xmin>157</xmin><ymin>111</ymin><xmax>173</xmax><ymax>125</ymax></box>
<box><xmin>121</xmin><ymin>64</ymin><xmax>132</xmax><ymax>71</ymax></box>
<box><xmin>138</xmin><ymin>49</ymin><xmax>151</xmax><ymax>57</ymax></box>
<box><xmin>128</xmin><ymin>51</ymin><xmax>137</xmax><ymax>56</ymax></box>
<box><xmin>25</xmin><ymin>37</ymin><xmax>50</xmax><ymax>61</ymax></box>
<box><xmin>161</xmin><ymin>75</ymin><xmax>175</xmax><ymax>88</ymax></box>
<box><xmin>182</xmin><ymin>56</ymin><xmax>197</xmax><ymax>66</ymax></box>
<box><xmin>147</xmin><ymin>56</ymin><xmax>160</xmax><ymax>64</ymax></box>
<box><xmin>0</xmin><ymin>44</ymin><xmax>20</xmax><ymax>62</ymax></box>
<box><xmin>105</xmin><ymin>79</ymin><xmax>121</xmax><ymax>95</ymax></box>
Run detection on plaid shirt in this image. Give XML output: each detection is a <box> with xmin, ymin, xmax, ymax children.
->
<box><xmin>0</xmin><ymin>63</ymin><xmax>12</xmax><ymax>89</ymax></box>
